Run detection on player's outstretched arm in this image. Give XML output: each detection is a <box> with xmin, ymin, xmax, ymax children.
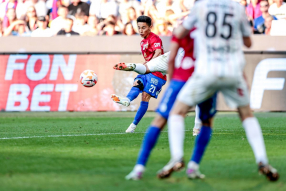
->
<box><xmin>168</xmin><ymin>41</ymin><xmax>180</xmax><ymax>79</ymax></box>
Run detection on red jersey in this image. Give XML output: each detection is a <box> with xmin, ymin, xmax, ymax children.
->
<box><xmin>171</xmin><ymin>29</ymin><xmax>196</xmax><ymax>82</ymax></box>
<box><xmin>140</xmin><ymin>32</ymin><xmax>166</xmax><ymax>81</ymax></box>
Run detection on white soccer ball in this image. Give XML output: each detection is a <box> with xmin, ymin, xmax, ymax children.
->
<box><xmin>80</xmin><ymin>70</ymin><xmax>98</xmax><ymax>87</ymax></box>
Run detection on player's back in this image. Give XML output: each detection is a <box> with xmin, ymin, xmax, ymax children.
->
<box><xmin>190</xmin><ymin>0</ymin><xmax>251</xmax><ymax>77</ymax></box>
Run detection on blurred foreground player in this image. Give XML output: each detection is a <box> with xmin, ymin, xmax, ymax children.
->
<box><xmin>125</xmin><ymin>28</ymin><xmax>212</xmax><ymax>180</ymax></box>
<box><xmin>161</xmin><ymin>0</ymin><xmax>279</xmax><ymax>181</ymax></box>
<box><xmin>111</xmin><ymin>16</ymin><xmax>167</xmax><ymax>133</ymax></box>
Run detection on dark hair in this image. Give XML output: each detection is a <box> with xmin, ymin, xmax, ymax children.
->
<box><xmin>260</xmin><ymin>0</ymin><xmax>269</xmax><ymax>3</ymax></box>
<box><xmin>75</xmin><ymin>12</ymin><xmax>86</xmax><ymax>19</ymax></box>
<box><xmin>106</xmin><ymin>21</ymin><xmax>115</xmax><ymax>26</ymax></box>
<box><xmin>123</xmin><ymin>22</ymin><xmax>136</xmax><ymax>35</ymax></box>
<box><xmin>137</xmin><ymin>16</ymin><xmax>152</xmax><ymax>27</ymax></box>
<box><xmin>58</xmin><ymin>5</ymin><xmax>68</xmax><ymax>9</ymax></box>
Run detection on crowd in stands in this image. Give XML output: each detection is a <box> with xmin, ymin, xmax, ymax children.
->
<box><xmin>0</xmin><ymin>0</ymin><xmax>285</xmax><ymax>37</ymax></box>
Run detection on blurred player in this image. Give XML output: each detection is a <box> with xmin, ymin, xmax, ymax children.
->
<box><xmin>111</xmin><ymin>16</ymin><xmax>167</xmax><ymax>133</ymax></box>
<box><xmin>125</xmin><ymin>27</ymin><xmax>211</xmax><ymax>180</ymax></box>
<box><xmin>160</xmin><ymin>0</ymin><xmax>279</xmax><ymax>181</ymax></box>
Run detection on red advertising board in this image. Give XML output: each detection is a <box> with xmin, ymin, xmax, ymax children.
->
<box><xmin>0</xmin><ymin>54</ymin><xmax>122</xmax><ymax>111</ymax></box>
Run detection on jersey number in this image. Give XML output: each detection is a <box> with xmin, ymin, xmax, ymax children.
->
<box><xmin>205</xmin><ymin>12</ymin><xmax>233</xmax><ymax>40</ymax></box>
<box><xmin>149</xmin><ymin>85</ymin><xmax>156</xmax><ymax>93</ymax></box>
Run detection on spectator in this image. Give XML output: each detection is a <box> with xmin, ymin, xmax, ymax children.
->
<box><xmin>156</xmin><ymin>0</ymin><xmax>182</xmax><ymax>17</ymax></box>
<box><xmin>26</xmin><ymin>6</ymin><xmax>37</xmax><ymax>31</ymax></box>
<box><xmin>165</xmin><ymin>9</ymin><xmax>189</xmax><ymax>30</ymax></box>
<box><xmin>264</xmin><ymin>15</ymin><xmax>274</xmax><ymax>35</ymax></box>
<box><xmin>68</xmin><ymin>0</ymin><xmax>90</xmax><ymax>16</ymax></box>
<box><xmin>269</xmin><ymin>0</ymin><xmax>275</xmax><ymax>6</ymax></box>
<box><xmin>240</xmin><ymin>0</ymin><xmax>248</xmax><ymax>7</ymax></box>
<box><xmin>269</xmin><ymin>0</ymin><xmax>286</xmax><ymax>19</ymax></box>
<box><xmin>4</xmin><ymin>19</ymin><xmax>31</xmax><ymax>36</ymax></box>
<box><xmin>82</xmin><ymin>15</ymin><xmax>99</xmax><ymax>36</ymax></box>
<box><xmin>57</xmin><ymin>18</ymin><xmax>79</xmax><ymax>36</ymax></box>
<box><xmin>254</xmin><ymin>0</ymin><xmax>277</xmax><ymax>31</ymax></box>
<box><xmin>17</xmin><ymin>0</ymin><xmax>48</xmax><ymax>19</ymax></box>
<box><xmin>246</xmin><ymin>0</ymin><xmax>262</xmax><ymax>20</ymax></box>
<box><xmin>90</xmin><ymin>0</ymin><xmax>119</xmax><ymax>19</ymax></box>
<box><xmin>0</xmin><ymin>0</ymin><xmax>18</xmax><ymax>20</ymax></box>
<box><xmin>101</xmin><ymin>21</ymin><xmax>122</xmax><ymax>36</ymax></box>
<box><xmin>119</xmin><ymin>0</ymin><xmax>140</xmax><ymax>22</ymax></box>
<box><xmin>180</xmin><ymin>0</ymin><xmax>195</xmax><ymax>11</ymax></box>
<box><xmin>123</xmin><ymin>22</ymin><xmax>137</xmax><ymax>35</ymax></box>
<box><xmin>50</xmin><ymin>5</ymin><xmax>69</xmax><ymax>35</ymax></box>
<box><xmin>144</xmin><ymin>4</ymin><xmax>159</xmax><ymax>22</ymax></box>
<box><xmin>31</xmin><ymin>16</ymin><xmax>53</xmax><ymax>37</ymax></box>
<box><xmin>121</xmin><ymin>6</ymin><xmax>138</xmax><ymax>31</ymax></box>
<box><xmin>0</xmin><ymin>20</ymin><xmax>3</xmax><ymax>37</ymax></box>
<box><xmin>73</xmin><ymin>12</ymin><xmax>89</xmax><ymax>34</ymax></box>
<box><xmin>154</xmin><ymin>19</ymin><xmax>172</xmax><ymax>36</ymax></box>
<box><xmin>3</xmin><ymin>8</ymin><xmax>17</xmax><ymax>30</ymax></box>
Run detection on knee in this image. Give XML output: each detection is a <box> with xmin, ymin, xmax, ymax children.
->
<box><xmin>238</xmin><ymin>105</ymin><xmax>254</xmax><ymax>121</ymax></box>
<box><xmin>142</xmin><ymin>92</ymin><xmax>151</xmax><ymax>102</ymax></box>
<box><xmin>133</xmin><ymin>80</ymin><xmax>144</xmax><ymax>90</ymax></box>
<box><xmin>151</xmin><ymin>115</ymin><xmax>167</xmax><ymax>129</ymax></box>
<box><xmin>201</xmin><ymin>117</ymin><xmax>214</xmax><ymax>127</ymax></box>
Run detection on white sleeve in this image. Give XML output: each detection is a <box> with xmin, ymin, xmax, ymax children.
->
<box><xmin>240</xmin><ymin>6</ymin><xmax>251</xmax><ymax>37</ymax></box>
<box><xmin>182</xmin><ymin>3</ymin><xmax>199</xmax><ymax>30</ymax></box>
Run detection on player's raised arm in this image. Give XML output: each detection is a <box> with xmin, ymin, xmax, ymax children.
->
<box><xmin>167</xmin><ymin>40</ymin><xmax>180</xmax><ymax>79</ymax></box>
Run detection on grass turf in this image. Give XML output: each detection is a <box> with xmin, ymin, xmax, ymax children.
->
<box><xmin>0</xmin><ymin>112</ymin><xmax>285</xmax><ymax>191</ymax></box>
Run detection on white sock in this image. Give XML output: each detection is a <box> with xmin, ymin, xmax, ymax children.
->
<box><xmin>134</xmin><ymin>164</ymin><xmax>145</xmax><ymax>172</ymax></box>
<box><xmin>168</xmin><ymin>115</ymin><xmax>185</xmax><ymax>161</ymax></box>
<box><xmin>242</xmin><ymin>117</ymin><xmax>268</xmax><ymax>165</ymax></box>
<box><xmin>188</xmin><ymin>161</ymin><xmax>199</xmax><ymax>170</ymax></box>
<box><xmin>194</xmin><ymin>105</ymin><xmax>202</xmax><ymax>129</ymax></box>
<box><xmin>133</xmin><ymin>64</ymin><xmax>147</xmax><ymax>74</ymax></box>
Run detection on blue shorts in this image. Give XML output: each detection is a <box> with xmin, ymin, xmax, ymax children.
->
<box><xmin>135</xmin><ymin>73</ymin><xmax>166</xmax><ymax>99</ymax></box>
<box><xmin>198</xmin><ymin>93</ymin><xmax>217</xmax><ymax>122</ymax></box>
<box><xmin>156</xmin><ymin>79</ymin><xmax>217</xmax><ymax>120</ymax></box>
<box><xmin>156</xmin><ymin>80</ymin><xmax>186</xmax><ymax>119</ymax></box>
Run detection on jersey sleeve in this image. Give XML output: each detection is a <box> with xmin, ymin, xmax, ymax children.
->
<box><xmin>171</xmin><ymin>35</ymin><xmax>180</xmax><ymax>43</ymax></box>
<box><xmin>182</xmin><ymin>3</ymin><xmax>199</xmax><ymax>30</ymax></box>
<box><xmin>150</xmin><ymin>36</ymin><xmax>163</xmax><ymax>51</ymax></box>
<box><xmin>240</xmin><ymin>5</ymin><xmax>252</xmax><ymax>37</ymax></box>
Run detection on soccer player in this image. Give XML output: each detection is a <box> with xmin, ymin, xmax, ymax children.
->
<box><xmin>125</xmin><ymin>27</ymin><xmax>212</xmax><ymax>180</ymax></box>
<box><xmin>160</xmin><ymin>0</ymin><xmax>279</xmax><ymax>181</ymax></box>
<box><xmin>111</xmin><ymin>16</ymin><xmax>167</xmax><ymax>133</ymax></box>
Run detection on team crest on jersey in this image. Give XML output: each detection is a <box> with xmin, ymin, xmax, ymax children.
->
<box><xmin>154</xmin><ymin>43</ymin><xmax>160</xmax><ymax>48</ymax></box>
<box><xmin>143</xmin><ymin>43</ymin><xmax>149</xmax><ymax>50</ymax></box>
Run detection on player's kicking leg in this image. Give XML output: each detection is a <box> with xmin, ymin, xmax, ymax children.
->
<box><xmin>111</xmin><ymin>77</ymin><xmax>148</xmax><ymax>133</ymax></box>
<box><xmin>113</xmin><ymin>52</ymin><xmax>171</xmax><ymax>75</ymax></box>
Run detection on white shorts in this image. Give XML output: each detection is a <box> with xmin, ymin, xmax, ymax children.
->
<box><xmin>177</xmin><ymin>75</ymin><xmax>250</xmax><ymax>108</ymax></box>
<box><xmin>146</xmin><ymin>49</ymin><xmax>185</xmax><ymax>75</ymax></box>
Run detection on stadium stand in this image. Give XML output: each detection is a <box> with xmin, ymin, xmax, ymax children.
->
<box><xmin>1</xmin><ymin>0</ymin><xmax>285</xmax><ymax>37</ymax></box>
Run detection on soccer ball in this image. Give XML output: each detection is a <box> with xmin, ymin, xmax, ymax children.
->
<box><xmin>80</xmin><ymin>70</ymin><xmax>98</xmax><ymax>87</ymax></box>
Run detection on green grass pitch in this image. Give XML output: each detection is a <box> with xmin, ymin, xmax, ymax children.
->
<box><xmin>0</xmin><ymin>112</ymin><xmax>285</xmax><ymax>191</ymax></box>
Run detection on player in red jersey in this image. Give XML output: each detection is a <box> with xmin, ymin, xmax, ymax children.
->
<box><xmin>111</xmin><ymin>16</ymin><xmax>167</xmax><ymax>133</ymax></box>
<box><xmin>125</xmin><ymin>28</ymin><xmax>215</xmax><ymax>180</ymax></box>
